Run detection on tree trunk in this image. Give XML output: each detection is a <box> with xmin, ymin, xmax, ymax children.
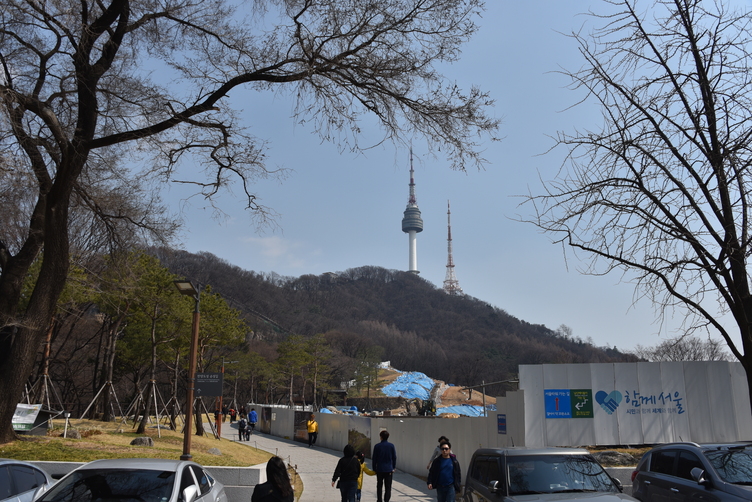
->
<box><xmin>101</xmin><ymin>314</ymin><xmax>125</xmax><ymax>422</ymax></box>
<box><xmin>0</xmin><ymin>176</ymin><xmax>75</xmax><ymax>443</ymax></box>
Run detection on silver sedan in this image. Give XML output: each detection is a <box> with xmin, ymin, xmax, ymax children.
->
<box><xmin>34</xmin><ymin>458</ymin><xmax>227</xmax><ymax>502</ymax></box>
<box><xmin>0</xmin><ymin>459</ymin><xmax>55</xmax><ymax>502</ymax></box>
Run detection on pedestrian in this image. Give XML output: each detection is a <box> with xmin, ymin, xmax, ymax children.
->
<box><xmin>372</xmin><ymin>430</ymin><xmax>397</xmax><ymax>502</ymax></box>
<box><xmin>238</xmin><ymin>416</ymin><xmax>247</xmax><ymax>441</ymax></box>
<box><xmin>427</xmin><ymin>441</ymin><xmax>461</xmax><ymax>502</ymax></box>
<box><xmin>252</xmin><ymin>456</ymin><xmax>294</xmax><ymax>502</ymax></box>
<box><xmin>249</xmin><ymin>407</ymin><xmax>258</xmax><ymax>435</ymax></box>
<box><xmin>332</xmin><ymin>444</ymin><xmax>360</xmax><ymax>502</ymax></box>
<box><xmin>306</xmin><ymin>413</ymin><xmax>318</xmax><ymax>447</ymax></box>
<box><xmin>240</xmin><ymin>405</ymin><xmax>247</xmax><ymax>417</ymax></box>
<box><xmin>222</xmin><ymin>404</ymin><xmax>228</xmax><ymax>422</ymax></box>
<box><xmin>229</xmin><ymin>408</ymin><xmax>236</xmax><ymax>423</ymax></box>
<box><xmin>427</xmin><ymin>435</ymin><xmax>450</xmax><ymax>469</ymax></box>
<box><xmin>356</xmin><ymin>451</ymin><xmax>375</xmax><ymax>502</ymax></box>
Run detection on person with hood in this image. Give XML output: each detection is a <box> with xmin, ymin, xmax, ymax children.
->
<box><xmin>427</xmin><ymin>441</ymin><xmax>462</xmax><ymax>502</ymax></box>
<box><xmin>332</xmin><ymin>444</ymin><xmax>360</xmax><ymax>502</ymax></box>
<box><xmin>252</xmin><ymin>456</ymin><xmax>294</xmax><ymax>502</ymax></box>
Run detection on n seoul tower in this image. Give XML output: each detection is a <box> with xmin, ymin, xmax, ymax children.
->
<box><xmin>401</xmin><ymin>150</ymin><xmax>423</xmax><ymax>273</ymax></box>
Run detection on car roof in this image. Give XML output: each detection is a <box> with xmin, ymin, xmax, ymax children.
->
<box><xmin>650</xmin><ymin>442</ymin><xmax>752</xmax><ymax>452</ymax></box>
<box><xmin>472</xmin><ymin>447</ymin><xmax>591</xmax><ymax>457</ymax></box>
<box><xmin>0</xmin><ymin>458</ymin><xmax>47</xmax><ymax>468</ymax></box>
<box><xmin>75</xmin><ymin>458</ymin><xmax>193</xmax><ymax>471</ymax></box>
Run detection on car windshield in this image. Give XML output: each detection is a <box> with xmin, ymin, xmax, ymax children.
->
<box><xmin>37</xmin><ymin>468</ymin><xmax>176</xmax><ymax>502</ymax></box>
<box><xmin>705</xmin><ymin>449</ymin><xmax>752</xmax><ymax>484</ymax></box>
<box><xmin>507</xmin><ymin>454</ymin><xmax>618</xmax><ymax>496</ymax></box>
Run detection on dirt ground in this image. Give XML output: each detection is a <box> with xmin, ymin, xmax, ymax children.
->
<box><xmin>438</xmin><ymin>385</ymin><xmax>497</xmax><ymax>407</ymax></box>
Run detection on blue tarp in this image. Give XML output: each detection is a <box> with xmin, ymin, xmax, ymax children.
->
<box><xmin>381</xmin><ymin>371</ymin><xmax>434</xmax><ymax>400</ymax></box>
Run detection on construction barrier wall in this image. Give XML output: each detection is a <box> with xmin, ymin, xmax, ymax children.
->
<box><xmin>258</xmin><ymin>396</ymin><xmax>522</xmax><ymax>480</ymax></box>
<box><xmin>520</xmin><ymin>361</ymin><xmax>752</xmax><ymax>447</ymax></box>
<box><xmin>252</xmin><ymin>362</ymin><xmax>752</xmax><ymax>479</ymax></box>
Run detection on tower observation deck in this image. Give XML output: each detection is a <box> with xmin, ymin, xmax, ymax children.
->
<box><xmin>401</xmin><ymin>151</ymin><xmax>423</xmax><ymax>274</ymax></box>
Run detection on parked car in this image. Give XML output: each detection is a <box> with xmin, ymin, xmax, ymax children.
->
<box><xmin>463</xmin><ymin>447</ymin><xmax>636</xmax><ymax>502</ymax></box>
<box><xmin>0</xmin><ymin>459</ymin><xmax>55</xmax><ymax>502</ymax></box>
<box><xmin>33</xmin><ymin>458</ymin><xmax>227</xmax><ymax>502</ymax></box>
<box><xmin>632</xmin><ymin>442</ymin><xmax>752</xmax><ymax>502</ymax></box>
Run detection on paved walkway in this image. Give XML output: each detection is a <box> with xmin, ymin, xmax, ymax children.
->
<box><xmin>220</xmin><ymin>422</ymin><xmax>434</xmax><ymax>502</ymax></box>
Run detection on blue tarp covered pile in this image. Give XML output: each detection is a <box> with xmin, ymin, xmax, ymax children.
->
<box><xmin>381</xmin><ymin>371</ymin><xmax>434</xmax><ymax>400</ymax></box>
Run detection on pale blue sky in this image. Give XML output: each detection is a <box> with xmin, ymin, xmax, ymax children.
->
<box><xmin>168</xmin><ymin>2</ymin><xmax>736</xmax><ymax>353</ymax></box>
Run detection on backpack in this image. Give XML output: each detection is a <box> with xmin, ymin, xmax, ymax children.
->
<box><xmin>239</xmin><ymin>418</ymin><xmax>247</xmax><ymax>429</ymax></box>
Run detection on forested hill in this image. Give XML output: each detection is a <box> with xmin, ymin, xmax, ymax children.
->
<box><xmin>153</xmin><ymin>248</ymin><xmax>637</xmax><ymax>392</ymax></box>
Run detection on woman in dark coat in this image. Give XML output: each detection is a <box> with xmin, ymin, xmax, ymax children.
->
<box><xmin>332</xmin><ymin>444</ymin><xmax>360</xmax><ymax>502</ymax></box>
<box><xmin>252</xmin><ymin>456</ymin><xmax>294</xmax><ymax>502</ymax></box>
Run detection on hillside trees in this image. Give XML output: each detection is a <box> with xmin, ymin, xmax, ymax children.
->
<box><xmin>634</xmin><ymin>336</ymin><xmax>730</xmax><ymax>362</ymax></box>
<box><xmin>522</xmin><ymin>0</ymin><xmax>752</xmax><ymax>406</ymax></box>
<box><xmin>0</xmin><ymin>0</ymin><xmax>499</xmax><ymax>441</ymax></box>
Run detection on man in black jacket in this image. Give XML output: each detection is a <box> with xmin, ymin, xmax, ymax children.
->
<box><xmin>427</xmin><ymin>441</ymin><xmax>461</xmax><ymax>502</ymax></box>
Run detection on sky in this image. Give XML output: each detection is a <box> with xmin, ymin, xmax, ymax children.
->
<box><xmin>166</xmin><ymin>1</ymin><xmax>736</xmax><ymax>354</ymax></box>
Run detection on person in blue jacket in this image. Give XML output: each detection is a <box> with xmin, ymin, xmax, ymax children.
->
<box><xmin>427</xmin><ymin>441</ymin><xmax>461</xmax><ymax>502</ymax></box>
<box><xmin>372</xmin><ymin>430</ymin><xmax>397</xmax><ymax>502</ymax></box>
<box><xmin>249</xmin><ymin>408</ymin><xmax>258</xmax><ymax>435</ymax></box>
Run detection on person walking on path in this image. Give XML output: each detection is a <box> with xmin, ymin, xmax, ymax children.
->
<box><xmin>427</xmin><ymin>441</ymin><xmax>461</xmax><ymax>502</ymax></box>
<box><xmin>306</xmin><ymin>413</ymin><xmax>318</xmax><ymax>447</ymax></box>
<box><xmin>252</xmin><ymin>456</ymin><xmax>294</xmax><ymax>502</ymax></box>
<box><xmin>332</xmin><ymin>444</ymin><xmax>360</xmax><ymax>502</ymax></box>
<box><xmin>356</xmin><ymin>451</ymin><xmax>375</xmax><ymax>502</ymax></box>
<box><xmin>249</xmin><ymin>408</ymin><xmax>258</xmax><ymax>435</ymax></box>
<box><xmin>238</xmin><ymin>416</ymin><xmax>247</xmax><ymax>441</ymax></box>
<box><xmin>372</xmin><ymin>430</ymin><xmax>397</xmax><ymax>502</ymax></box>
<box><xmin>427</xmin><ymin>436</ymin><xmax>449</xmax><ymax>470</ymax></box>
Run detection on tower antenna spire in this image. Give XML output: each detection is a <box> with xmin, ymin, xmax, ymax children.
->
<box><xmin>401</xmin><ymin>148</ymin><xmax>423</xmax><ymax>273</ymax></box>
<box><xmin>443</xmin><ymin>200</ymin><xmax>463</xmax><ymax>295</ymax></box>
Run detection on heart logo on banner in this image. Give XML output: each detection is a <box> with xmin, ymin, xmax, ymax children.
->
<box><xmin>595</xmin><ymin>390</ymin><xmax>622</xmax><ymax>414</ymax></box>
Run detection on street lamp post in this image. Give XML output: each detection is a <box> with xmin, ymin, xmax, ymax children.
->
<box><xmin>174</xmin><ymin>280</ymin><xmax>200</xmax><ymax>461</ymax></box>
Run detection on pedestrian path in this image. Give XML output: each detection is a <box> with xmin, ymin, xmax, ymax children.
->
<box><xmin>221</xmin><ymin>422</ymin><xmax>433</xmax><ymax>502</ymax></box>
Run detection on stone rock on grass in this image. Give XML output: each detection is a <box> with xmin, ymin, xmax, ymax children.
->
<box><xmin>62</xmin><ymin>429</ymin><xmax>81</xmax><ymax>439</ymax></box>
<box><xmin>130</xmin><ymin>436</ymin><xmax>154</xmax><ymax>447</ymax></box>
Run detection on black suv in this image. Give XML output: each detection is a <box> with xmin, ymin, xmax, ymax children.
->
<box><xmin>632</xmin><ymin>442</ymin><xmax>752</xmax><ymax>502</ymax></box>
<box><xmin>463</xmin><ymin>447</ymin><xmax>635</xmax><ymax>502</ymax></box>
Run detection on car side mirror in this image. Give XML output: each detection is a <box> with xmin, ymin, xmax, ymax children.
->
<box><xmin>690</xmin><ymin>467</ymin><xmax>710</xmax><ymax>485</ymax></box>
<box><xmin>32</xmin><ymin>484</ymin><xmax>47</xmax><ymax>501</ymax></box>
<box><xmin>182</xmin><ymin>485</ymin><xmax>199</xmax><ymax>502</ymax></box>
<box><xmin>611</xmin><ymin>477</ymin><xmax>624</xmax><ymax>491</ymax></box>
<box><xmin>488</xmin><ymin>480</ymin><xmax>500</xmax><ymax>493</ymax></box>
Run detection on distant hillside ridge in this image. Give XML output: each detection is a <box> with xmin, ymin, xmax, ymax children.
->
<box><xmin>151</xmin><ymin>247</ymin><xmax>637</xmax><ymax>394</ymax></box>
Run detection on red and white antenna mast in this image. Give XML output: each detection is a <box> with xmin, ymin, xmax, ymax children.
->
<box><xmin>443</xmin><ymin>200</ymin><xmax>463</xmax><ymax>295</ymax></box>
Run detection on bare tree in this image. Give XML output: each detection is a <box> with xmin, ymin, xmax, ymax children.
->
<box><xmin>522</xmin><ymin>0</ymin><xmax>752</xmax><ymax>406</ymax></box>
<box><xmin>0</xmin><ymin>0</ymin><xmax>498</xmax><ymax>442</ymax></box>
<box><xmin>634</xmin><ymin>335</ymin><xmax>730</xmax><ymax>362</ymax></box>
